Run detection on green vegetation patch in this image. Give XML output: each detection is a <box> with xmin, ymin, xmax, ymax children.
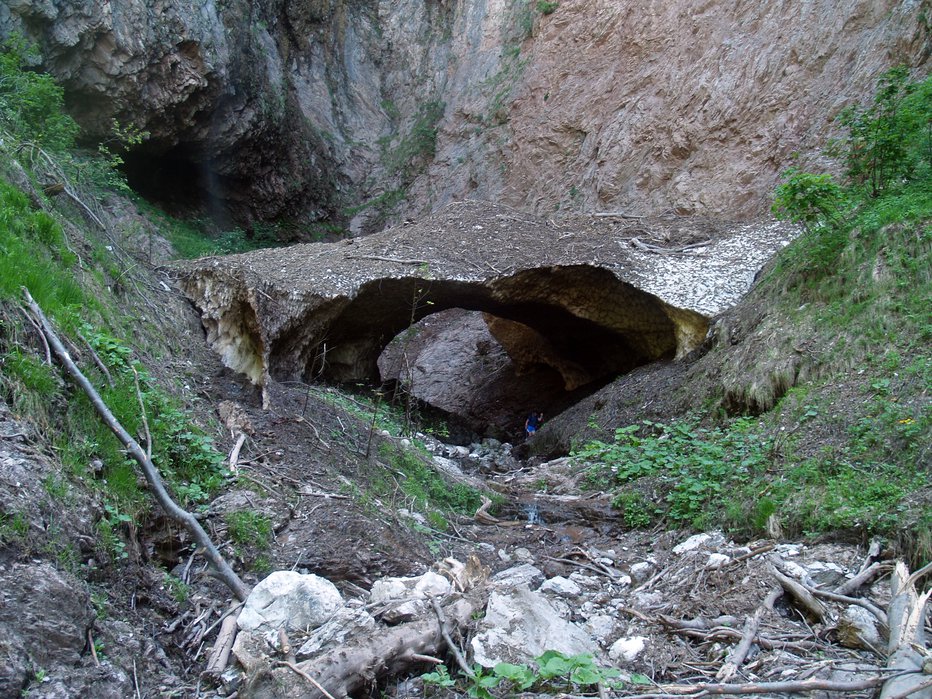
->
<box><xmin>423</xmin><ymin>651</ymin><xmax>622</xmax><ymax>699</ymax></box>
<box><xmin>376</xmin><ymin>442</ymin><xmax>484</xmax><ymax>518</ymax></box>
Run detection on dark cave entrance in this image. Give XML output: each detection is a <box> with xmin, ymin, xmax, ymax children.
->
<box><xmin>121</xmin><ymin>145</ymin><xmax>237</xmax><ymax>229</ymax></box>
<box><xmin>373</xmin><ymin>308</ymin><xmax>630</xmax><ymax>442</ymax></box>
<box><xmin>256</xmin><ymin>267</ymin><xmax>705</xmax><ymax>443</ymax></box>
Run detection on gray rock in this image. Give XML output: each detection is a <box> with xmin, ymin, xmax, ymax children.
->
<box><xmin>628</xmin><ymin>561</ymin><xmax>654</xmax><ymax>584</ymax></box>
<box><xmin>490</xmin><ymin>564</ymin><xmax>545</xmax><ymax>591</ymax></box>
<box><xmin>672</xmin><ymin>532</ymin><xmax>716</xmax><ymax>555</ymax></box>
<box><xmin>837</xmin><ymin>606</ymin><xmax>883</xmax><ymax>650</ymax></box>
<box><xmin>471</xmin><ymin>586</ymin><xmax>601</xmax><ymax>668</ymax></box>
<box><xmin>296</xmin><ymin>608</ymin><xmax>377</xmax><ymax>658</ymax></box>
<box><xmin>805</xmin><ymin>561</ymin><xmax>847</xmax><ymax>588</ymax></box>
<box><xmin>0</xmin><ymin>562</ymin><xmax>93</xmax><ymax>668</ymax></box>
<box><xmin>369</xmin><ymin>571</ymin><xmax>451</xmax><ymax>604</ymax></box>
<box><xmin>584</xmin><ymin>614</ymin><xmax>619</xmax><ymax>645</ymax></box>
<box><xmin>706</xmin><ymin>553</ymin><xmax>732</xmax><ymax>569</ymax></box>
<box><xmin>238</xmin><ymin>571</ymin><xmax>343</xmax><ymax>633</ymax></box>
<box><xmin>540</xmin><ymin>576</ymin><xmax>582</xmax><ymax>597</ymax></box>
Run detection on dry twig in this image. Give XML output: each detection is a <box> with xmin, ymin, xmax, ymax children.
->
<box><xmin>277</xmin><ymin>661</ymin><xmax>339</xmax><ymax>699</ymax></box>
<box><xmin>428</xmin><ymin>595</ymin><xmax>475</xmax><ymax>680</ymax></box>
<box><xmin>716</xmin><ymin>586</ymin><xmax>783</xmax><ymax>681</ymax></box>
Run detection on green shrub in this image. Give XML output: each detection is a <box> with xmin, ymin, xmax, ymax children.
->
<box><xmin>828</xmin><ymin>67</ymin><xmax>931</xmax><ymax>196</ymax></box>
<box><xmin>377</xmin><ymin>442</ymin><xmax>484</xmax><ymax>515</ymax></box>
<box><xmin>0</xmin><ymin>36</ymin><xmax>80</xmax><ymax>150</ymax></box>
<box><xmin>771</xmin><ymin>167</ymin><xmax>846</xmax><ymax>232</ymax></box>
<box><xmin>225</xmin><ymin>510</ymin><xmax>273</xmax><ymax>549</ymax></box>
<box><xmin>575</xmin><ymin>418</ymin><xmax>769</xmax><ymax>528</ymax></box>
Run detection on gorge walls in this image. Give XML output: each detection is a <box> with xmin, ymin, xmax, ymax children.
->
<box><xmin>2</xmin><ymin>0</ymin><xmax>928</xmax><ymax>228</ymax></box>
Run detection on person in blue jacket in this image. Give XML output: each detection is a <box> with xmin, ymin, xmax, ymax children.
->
<box><xmin>525</xmin><ymin>411</ymin><xmax>543</xmax><ymax>437</ymax></box>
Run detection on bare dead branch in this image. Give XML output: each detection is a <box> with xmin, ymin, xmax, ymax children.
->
<box><xmin>834</xmin><ymin>561</ymin><xmax>889</xmax><ymax>596</ymax></box>
<box><xmin>428</xmin><ymin>594</ymin><xmax>475</xmax><ymax>680</ymax></box>
<box><xmin>344</xmin><ymin>254</ymin><xmax>432</xmax><ymax>265</ymax></box>
<box><xmin>23</xmin><ymin>288</ymin><xmax>250</xmax><ymax>602</ymax></box>
<box><xmin>76</xmin><ymin>330</ymin><xmax>114</xmax><ymax>388</ymax></box>
<box><xmin>131</xmin><ymin>366</ymin><xmax>152</xmax><ymax>461</ymax></box>
<box><xmin>277</xmin><ymin>661</ymin><xmax>339</xmax><ymax>699</ymax></box>
<box><xmin>771</xmin><ymin>564</ymin><xmax>827</xmax><ymax>622</ymax></box>
<box><xmin>228</xmin><ymin>432</ymin><xmax>247</xmax><ymax>473</ymax></box>
<box><xmin>626</xmin><ymin>673</ymin><xmax>899</xmax><ymax>696</ymax></box>
<box><xmin>716</xmin><ymin>585</ymin><xmax>783</xmax><ymax>681</ymax></box>
<box><xmin>882</xmin><ymin>562</ymin><xmax>931</xmax><ymax>699</ymax></box>
<box><xmin>20</xmin><ymin>307</ymin><xmax>51</xmax><ymax>365</ymax></box>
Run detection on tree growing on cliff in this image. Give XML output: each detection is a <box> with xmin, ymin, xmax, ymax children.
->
<box><xmin>827</xmin><ymin>66</ymin><xmax>931</xmax><ymax>196</ymax></box>
<box><xmin>771</xmin><ymin>167</ymin><xmax>846</xmax><ymax>232</ymax></box>
<box><xmin>773</xmin><ymin>68</ymin><xmax>931</xmax><ymax>229</ymax></box>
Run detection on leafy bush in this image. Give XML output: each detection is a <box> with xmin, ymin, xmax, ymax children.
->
<box><xmin>423</xmin><ymin>651</ymin><xmax>621</xmax><ymax>699</ymax></box>
<box><xmin>377</xmin><ymin>442</ymin><xmax>484</xmax><ymax>516</ymax></box>
<box><xmin>0</xmin><ymin>36</ymin><xmax>80</xmax><ymax>150</ymax></box>
<box><xmin>828</xmin><ymin>67</ymin><xmax>931</xmax><ymax>196</ymax></box>
<box><xmin>537</xmin><ymin>1</ymin><xmax>560</xmax><ymax>14</ymax></box>
<box><xmin>771</xmin><ymin>167</ymin><xmax>846</xmax><ymax>232</ymax></box>
<box><xmin>576</xmin><ymin>418</ymin><xmax>770</xmax><ymax>528</ymax></box>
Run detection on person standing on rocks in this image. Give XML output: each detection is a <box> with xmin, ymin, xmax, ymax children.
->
<box><xmin>525</xmin><ymin>411</ymin><xmax>543</xmax><ymax>438</ymax></box>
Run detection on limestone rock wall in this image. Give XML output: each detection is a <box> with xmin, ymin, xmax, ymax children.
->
<box><xmin>429</xmin><ymin>0</ymin><xmax>931</xmax><ymax>219</ymax></box>
<box><xmin>2</xmin><ymin>0</ymin><xmax>927</xmax><ymax>225</ymax></box>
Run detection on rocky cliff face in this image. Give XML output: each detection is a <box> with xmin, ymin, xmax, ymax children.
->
<box><xmin>2</xmin><ymin>0</ymin><xmax>928</xmax><ymax>227</ymax></box>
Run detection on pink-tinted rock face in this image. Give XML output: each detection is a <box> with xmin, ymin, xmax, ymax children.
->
<box><xmin>425</xmin><ymin>0</ymin><xmax>930</xmax><ymax>220</ymax></box>
<box><xmin>3</xmin><ymin>0</ymin><xmax>927</xmax><ymax>225</ymax></box>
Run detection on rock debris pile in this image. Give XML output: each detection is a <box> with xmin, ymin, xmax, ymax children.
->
<box><xmin>215</xmin><ymin>522</ymin><xmax>927</xmax><ymax>699</ymax></box>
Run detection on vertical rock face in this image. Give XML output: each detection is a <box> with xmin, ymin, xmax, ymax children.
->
<box><xmin>2</xmin><ymin>0</ymin><xmax>927</xmax><ymax>225</ymax></box>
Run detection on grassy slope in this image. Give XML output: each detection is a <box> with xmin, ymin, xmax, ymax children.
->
<box><xmin>575</xmin><ymin>169</ymin><xmax>931</xmax><ymax>567</ymax></box>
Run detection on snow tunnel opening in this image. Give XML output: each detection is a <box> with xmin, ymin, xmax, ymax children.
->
<box><xmin>372</xmin><ymin>305</ymin><xmax>664</xmax><ymax>441</ymax></box>
<box><xmin>248</xmin><ymin>266</ymin><xmax>707</xmax><ymax>441</ymax></box>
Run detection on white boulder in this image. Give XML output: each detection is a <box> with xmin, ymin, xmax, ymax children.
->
<box><xmin>540</xmin><ymin>576</ymin><xmax>582</xmax><ymax>597</ymax></box>
<box><xmin>238</xmin><ymin>571</ymin><xmax>343</xmax><ymax>633</ymax></box>
<box><xmin>609</xmin><ymin>636</ymin><xmax>647</xmax><ymax>663</ymax></box>
<box><xmin>471</xmin><ymin>586</ymin><xmax>601</xmax><ymax>668</ymax></box>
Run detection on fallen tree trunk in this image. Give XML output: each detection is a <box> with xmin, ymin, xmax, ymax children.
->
<box><xmin>23</xmin><ymin>288</ymin><xmax>250</xmax><ymax>602</ymax></box>
<box><xmin>239</xmin><ymin>595</ymin><xmax>483</xmax><ymax>699</ymax></box>
<box><xmin>880</xmin><ymin>562</ymin><xmax>931</xmax><ymax>699</ymax></box>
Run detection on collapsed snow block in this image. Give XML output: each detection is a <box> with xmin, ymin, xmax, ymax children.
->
<box><xmin>237</xmin><ymin>571</ymin><xmax>343</xmax><ymax>633</ymax></box>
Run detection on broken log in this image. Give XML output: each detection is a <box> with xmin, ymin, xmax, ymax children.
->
<box><xmin>240</xmin><ymin>595</ymin><xmax>483</xmax><ymax>699</ymax></box>
<box><xmin>880</xmin><ymin>562</ymin><xmax>931</xmax><ymax>699</ymax></box>
<box><xmin>770</xmin><ymin>562</ymin><xmax>827</xmax><ymax>622</ymax></box>
<box><xmin>205</xmin><ymin>613</ymin><xmax>239</xmax><ymax>676</ymax></box>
